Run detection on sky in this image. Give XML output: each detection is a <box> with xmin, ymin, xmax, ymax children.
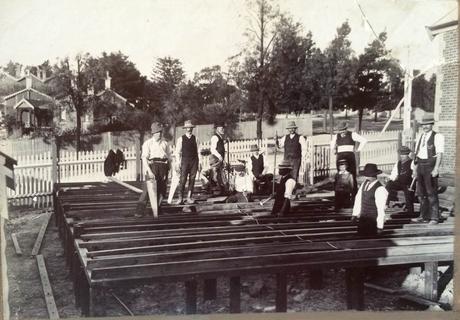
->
<box><xmin>0</xmin><ymin>0</ymin><xmax>457</xmax><ymax>79</ymax></box>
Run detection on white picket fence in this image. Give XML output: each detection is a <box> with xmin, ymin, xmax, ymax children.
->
<box><xmin>7</xmin><ymin>130</ymin><xmax>401</xmax><ymax>208</ymax></box>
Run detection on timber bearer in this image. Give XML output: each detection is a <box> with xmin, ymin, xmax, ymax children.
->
<box><xmin>330</xmin><ymin>121</ymin><xmax>367</xmax><ymax>199</ymax></box>
<box><xmin>276</xmin><ymin>121</ymin><xmax>307</xmax><ymax>181</ymax></box>
<box><xmin>351</xmin><ymin>163</ymin><xmax>388</xmax><ymax>236</ymax></box>
<box><xmin>271</xmin><ymin>159</ymin><xmax>297</xmax><ymax>216</ymax></box>
<box><xmin>411</xmin><ymin>113</ymin><xmax>444</xmax><ymax>225</ymax></box>
<box><xmin>209</xmin><ymin>122</ymin><xmax>227</xmax><ymax>195</ymax></box>
<box><xmin>136</xmin><ymin>122</ymin><xmax>172</xmax><ymax>216</ymax></box>
<box><xmin>175</xmin><ymin>120</ymin><xmax>200</xmax><ymax>204</ymax></box>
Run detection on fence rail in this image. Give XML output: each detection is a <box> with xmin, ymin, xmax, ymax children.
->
<box><xmin>7</xmin><ymin>130</ymin><xmax>402</xmax><ymax>208</ymax></box>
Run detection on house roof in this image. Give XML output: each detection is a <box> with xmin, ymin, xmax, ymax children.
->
<box><xmin>96</xmin><ymin>89</ymin><xmax>134</xmax><ymax>107</ymax></box>
<box><xmin>0</xmin><ymin>70</ymin><xmax>20</xmax><ymax>82</ymax></box>
<box><xmin>14</xmin><ymin>98</ymin><xmax>52</xmax><ymax>110</ymax></box>
<box><xmin>16</xmin><ymin>72</ymin><xmax>54</xmax><ymax>83</ymax></box>
<box><xmin>3</xmin><ymin>88</ymin><xmax>54</xmax><ymax>101</ymax></box>
<box><xmin>426</xmin><ymin>20</ymin><xmax>458</xmax><ymax>40</ymax></box>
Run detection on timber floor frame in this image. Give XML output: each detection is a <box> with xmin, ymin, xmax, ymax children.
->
<box><xmin>53</xmin><ymin>181</ymin><xmax>454</xmax><ymax>317</ymax></box>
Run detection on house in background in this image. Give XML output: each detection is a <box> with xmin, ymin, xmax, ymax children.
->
<box><xmin>426</xmin><ymin>17</ymin><xmax>458</xmax><ymax>175</ymax></box>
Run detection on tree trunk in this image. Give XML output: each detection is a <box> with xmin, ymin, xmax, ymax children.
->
<box><xmin>374</xmin><ymin>108</ymin><xmax>378</xmax><ymax>122</ymax></box>
<box><xmin>76</xmin><ymin>109</ymin><xmax>81</xmax><ymax>158</ymax></box>
<box><xmin>358</xmin><ymin>109</ymin><xmax>364</xmax><ymax>132</ymax></box>
<box><xmin>329</xmin><ymin>95</ymin><xmax>334</xmax><ymax>135</ymax></box>
<box><xmin>323</xmin><ymin>109</ymin><xmax>327</xmax><ymax>133</ymax></box>
<box><xmin>345</xmin><ymin>107</ymin><xmax>348</xmax><ymax>119</ymax></box>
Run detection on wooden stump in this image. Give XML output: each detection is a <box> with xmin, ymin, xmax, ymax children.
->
<box><xmin>203</xmin><ymin>278</ymin><xmax>217</xmax><ymax>301</ymax></box>
<box><xmin>185</xmin><ymin>280</ymin><xmax>197</xmax><ymax>314</ymax></box>
<box><xmin>229</xmin><ymin>277</ymin><xmax>241</xmax><ymax>313</ymax></box>
<box><xmin>276</xmin><ymin>273</ymin><xmax>287</xmax><ymax>312</ymax></box>
<box><xmin>345</xmin><ymin>268</ymin><xmax>364</xmax><ymax>310</ymax></box>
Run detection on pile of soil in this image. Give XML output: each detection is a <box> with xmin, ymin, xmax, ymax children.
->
<box><xmin>4</xmin><ymin>207</ymin><xmax>441</xmax><ymax>318</ymax></box>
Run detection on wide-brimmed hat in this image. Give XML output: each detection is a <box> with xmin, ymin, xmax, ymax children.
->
<box><xmin>398</xmin><ymin>146</ymin><xmax>411</xmax><ymax>155</ymax></box>
<box><xmin>250</xmin><ymin>144</ymin><xmax>259</xmax><ymax>152</ymax></box>
<box><xmin>214</xmin><ymin>122</ymin><xmax>225</xmax><ymax>128</ymax></box>
<box><xmin>150</xmin><ymin>122</ymin><xmax>162</xmax><ymax>134</ymax></box>
<box><xmin>183</xmin><ymin>120</ymin><xmax>195</xmax><ymax>128</ymax></box>
<box><xmin>338</xmin><ymin>159</ymin><xmax>348</xmax><ymax>165</ymax></box>
<box><xmin>278</xmin><ymin>159</ymin><xmax>293</xmax><ymax>169</ymax></box>
<box><xmin>419</xmin><ymin>113</ymin><xmax>435</xmax><ymax>125</ymax></box>
<box><xmin>337</xmin><ymin>121</ymin><xmax>348</xmax><ymax>131</ymax></box>
<box><xmin>286</xmin><ymin>121</ymin><xmax>297</xmax><ymax>129</ymax></box>
<box><xmin>359</xmin><ymin>163</ymin><xmax>382</xmax><ymax>177</ymax></box>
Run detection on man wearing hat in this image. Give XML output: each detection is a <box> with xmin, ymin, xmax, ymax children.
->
<box><xmin>174</xmin><ymin>120</ymin><xmax>200</xmax><ymax>204</ymax></box>
<box><xmin>209</xmin><ymin>122</ymin><xmax>227</xmax><ymax>195</ymax></box>
<box><xmin>136</xmin><ymin>122</ymin><xmax>172</xmax><ymax>216</ymax></box>
<box><xmin>247</xmin><ymin>144</ymin><xmax>272</xmax><ymax>194</ymax></box>
<box><xmin>276</xmin><ymin>121</ymin><xmax>306</xmax><ymax>181</ymax></box>
<box><xmin>271</xmin><ymin>160</ymin><xmax>297</xmax><ymax>216</ymax></box>
<box><xmin>330</xmin><ymin>121</ymin><xmax>367</xmax><ymax>198</ymax></box>
<box><xmin>351</xmin><ymin>163</ymin><xmax>388</xmax><ymax>236</ymax></box>
<box><xmin>411</xmin><ymin>113</ymin><xmax>445</xmax><ymax>224</ymax></box>
<box><xmin>384</xmin><ymin>145</ymin><xmax>415</xmax><ymax>214</ymax></box>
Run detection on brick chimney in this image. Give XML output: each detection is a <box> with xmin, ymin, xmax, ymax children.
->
<box><xmin>25</xmin><ymin>69</ymin><xmax>32</xmax><ymax>89</ymax></box>
<box><xmin>104</xmin><ymin>71</ymin><xmax>111</xmax><ymax>90</ymax></box>
<box><xmin>15</xmin><ymin>65</ymin><xmax>22</xmax><ymax>78</ymax></box>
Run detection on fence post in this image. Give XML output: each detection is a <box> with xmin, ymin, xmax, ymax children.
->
<box><xmin>397</xmin><ymin>131</ymin><xmax>402</xmax><ymax>151</ymax></box>
<box><xmin>51</xmin><ymin>137</ymin><xmax>58</xmax><ymax>185</ymax></box>
<box><xmin>135</xmin><ymin>136</ymin><xmax>141</xmax><ymax>182</ymax></box>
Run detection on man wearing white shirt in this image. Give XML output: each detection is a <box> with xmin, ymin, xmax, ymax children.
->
<box><xmin>136</xmin><ymin>122</ymin><xmax>171</xmax><ymax>216</ymax></box>
<box><xmin>330</xmin><ymin>121</ymin><xmax>367</xmax><ymax>199</ymax></box>
<box><xmin>411</xmin><ymin>114</ymin><xmax>445</xmax><ymax>224</ymax></box>
<box><xmin>276</xmin><ymin>121</ymin><xmax>306</xmax><ymax>181</ymax></box>
<box><xmin>272</xmin><ymin>160</ymin><xmax>297</xmax><ymax>216</ymax></box>
<box><xmin>246</xmin><ymin>144</ymin><xmax>272</xmax><ymax>195</ymax></box>
<box><xmin>352</xmin><ymin>163</ymin><xmax>388</xmax><ymax>236</ymax></box>
<box><xmin>175</xmin><ymin>120</ymin><xmax>200</xmax><ymax>204</ymax></box>
<box><xmin>209</xmin><ymin>122</ymin><xmax>227</xmax><ymax>195</ymax></box>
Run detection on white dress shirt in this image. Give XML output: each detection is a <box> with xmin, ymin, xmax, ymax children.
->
<box><xmin>278</xmin><ymin>134</ymin><xmax>307</xmax><ymax>159</ymax></box>
<box><xmin>210</xmin><ymin>134</ymin><xmax>225</xmax><ymax>160</ymax></box>
<box><xmin>141</xmin><ymin>137</ymin><xmax>171</xmax><ymax>173</ymax></box>
<box><xmin>330</xmin><ymin>131</ymin><xmax>367</xmax><ymax>153</ymax></box>
<box><xmin>284</xmin><ymin>177</ymin><xmax>296</xmax><ymax>200</ymax></box>
<box><xmin>352</xmin><ymin>180</ymin><xmax>388</xmax><ymax>229</ymax></box>
<box><xmin>414</xmin><ymin>131</ymin><xmax>445</xmax><ymax>159</ymax></box>
<box><xmin>175</xmin><ymin>133</ymin><xmax>200</xmax><ymax>160</ymax></box>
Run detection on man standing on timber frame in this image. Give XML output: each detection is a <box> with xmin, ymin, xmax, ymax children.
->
<box><xmin>330</xmin><ymin>121</ymin><xmax>367</xmax><ymax>199</ymax></box>
<box><xmin>411</xmin><ymin>113</ymin><xmax>444</xmax><ymax>225</ymax></box>
<box><xmin>136</xmin><ymin>122</ymin><xmax>171</xmax><ymax>216</ymax></box>
<box><xmin>276</xmin><ymin>121</ymin><xmax>306</xmax><ymax>181</ymax></box>
<box><xmin>209</xmin><ymin>122</ymin><xmax>227</xmax><ymax>195</ymax></box>
<box><xmin>175</xmin><ymin>120</ymin><xmax>200</xmax><ymax>204</ymax></box>
<box><xmin>271</xmin><ymin>160</ymin><xmax>297</xmax><ymax>216</ymax></box>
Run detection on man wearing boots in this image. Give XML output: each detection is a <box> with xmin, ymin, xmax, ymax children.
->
<box><xmin>411</xmin><ymin>114</ymin><xmax>444</xmax><ymax>224</ymax></box>
<box><xmin>385</xmin><ymin>146</ymin><xmax>415</xmax><ymax>214</ymax></box>
<box><xmin>276</xmin><ymin>121</ymin><xmax>306</xmax><ymax>181</ymax></box>
<box><xmin>330</xmin><ymin>121</ymin><xmax>367</xmax><ymax>198</ymax></box>
<box><xmin>175</xmin><ymin>120</ymin><xmax>200</xmax><ymax>204</ymax></box>
<box><xmin>271</xmin><ymin>160</ymin><xmax>297</xmax><ymax>216</ymax></box>
<box><xmin>209</xmin><ymin>122</ymin><xmax>227</xmax><ymax>195</ymax></box>
<box><xmin>136</xmin><ymin>122</ymin><xmax>172</xmax><ymax>216</ymax></box>
<box><xmin>351</xmin><ymin>163</ymin><xmax>388</xmax><ymax>236</ymax></box>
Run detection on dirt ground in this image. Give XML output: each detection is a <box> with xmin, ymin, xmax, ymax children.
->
<box><xmin>3</xmin><ymin>206</ymin><xmax>448</xmax><ymax>319</ymax></box>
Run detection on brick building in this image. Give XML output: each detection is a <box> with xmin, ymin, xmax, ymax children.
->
<box><xmin>427</xmin><ymin>19</ymin><xmax>458</xmax><ymax>175</ymax></box>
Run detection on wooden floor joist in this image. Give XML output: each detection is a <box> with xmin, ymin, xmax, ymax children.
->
<box><xmin>36</xmin><ymin>255</ymin><xmax>59</xmax><ymax>319</ymax></box>
<box><xmin>31</xmin><ymin>212</ymin><xmax>52</xmax><ymax>256</ymax></box>
<box><xmin>11</xmin><ymin>233</ymin><xmax>22</xmax><ymax>256</ymax></box>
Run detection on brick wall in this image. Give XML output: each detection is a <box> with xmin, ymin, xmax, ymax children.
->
<box><xmin>435</xmin><ymin>27</ymin><xmax>458</xmax><ymax>174</ymax></box>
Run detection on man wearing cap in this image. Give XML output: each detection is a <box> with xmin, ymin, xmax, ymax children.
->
<box><xmin>385</xmin><ymin>146</ymin><xmax>415</xmax><ymax>214</ymax></box>
<box><xmin>330</xmin><ymin>121</ymin><xmax>367</xmax><ymax>198</ymax></box>
<box><xmin>276</xmin><ymin>121</ymin><xmax>306</xmax><ymax>181</ymax></box>
<box><xmin>272</xmin><ymin>160</ymin><xmax>297</xmax><ymax>216</ymax></box>
<box><xmin>411</xmin><ymin>113</ymin><xmax>445</xmax><ymax>224</ymax></box>
<box><xmin>351</xmin><ymin>163</ymin><xmax>388</xmax><ymax>236</ymax></box>
<box><xmin>136</xmin><ymin>122</ymin><xmax>172</xmax><ymax>216</ymax></box>
<box><xmin>209</xmin><ymin>122</ymin><xmax>227</xmax><ymax>195</ymax></box>
<box><xmin>175</xmin><ymin>120</ymin><xmax>200</xmax><ymax>204</ymax></box>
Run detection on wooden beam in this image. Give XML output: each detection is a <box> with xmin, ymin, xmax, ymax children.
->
<box><xmin>229</xmin><ymin>276</ymin><xmax>241</xmax><ymax>313</ymax></box>
<box><xmin>31</xmin><ymin>212</ymin><xmax>52</xmax><ymax>256</ymax></box>
<box><xmin>107</xmin><ymin>177</ymin><xmax>142</xmax><ymax>193</ymax></box>
<box><xmin>146</xmin><ymin>177</ymin><xmax>158</xmax><ymax>219</ymax></box>
<box><xmin>424</xmin><ymin>261</ymin><xmax>438</xmax><ymax>301</ymax></box>
<box><xmin>11</xmin><ymin>233</ymin><xmax>22</xmax><ymax>256</ymax></box>
<box><xmin>437</xmin><ymin>263</ymin><xmax>453</xmax><ymax>300</ymax></box>
<box><xmin>185</xmin><ymin>280</ymin><xmax>197</xmax><ymax>314</ymax></box>
<box><xmin>275</xmin><ymin>273</ymin><xmax>287</xmax><ymax>312</ymax></box>
<box><xmin>36</xmin><ymin>255</ymin><xmax>59</xmax><ymax>319</ymax></box>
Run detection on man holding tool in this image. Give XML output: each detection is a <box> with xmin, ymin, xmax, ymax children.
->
<box><xmin>271</xmin><ymin>160</ymin><xmax>297</xmax><ymax>216</ymax></box>
<box><xmin>276</xmin><ymin>121</ymin><xmax>306</xmax><ymax>181</ymax></box>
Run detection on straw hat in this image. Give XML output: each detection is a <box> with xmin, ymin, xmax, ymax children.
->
<box><xmin>286</xmin><ymin>121</ymin><xmax>297</xmax><ymax>129</ymax></box>
<box><xmin>250</xmin><ymin>144</ymin><xmax>259</xmax><ymax>152</ymax></box>
<box><xmin>183</xmin><ymin>120</ymin><xmax>195</xmax><ymax>128</ymax></box>
<box><xmin>150</xmin><ymin>122</ymin><xmax>162</xmax><ymax>134</ymax></box>
<box><xmin>419</xmin><ymin>113</ymin><xmax>435</xmax><ymax>125</ymax></box>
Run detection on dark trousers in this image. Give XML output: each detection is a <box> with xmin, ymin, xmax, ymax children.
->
<box><xmin>253</xmin><ymin>173</ymin><xmax>274</xmax><ymax>195</ymax></box>
<box><xmin>336</xmin><ymin>152</ymin><xmax>358</xmax><ymax>197</ymax></box>
<box><xmin>272</xmin><ymin>197</ymin><xmax>291</xmax><ymax>216</ymax></box>
<box><xmin>357</xmin><ymin>216</ymin><xmax>377</xmax><ymax>236</ymax></box>
<box><xmin>416</xmin><ymin>158</ymin><xmax>439</xmax><ymax>221</ymax></box>
<box><xmin>137</xmin><ymin>162</ymin><xmax>169</xmax><ymax>210</ymax></box>
<box><xmin>285</xmin><ymin>157</ymin><xmax>301</xmax><ymax>181</ymax></box>
<box><xmin>211</xmin><ymin>161</ymin><xmax>226</xmax><ymax>193</ymax></box>
<box><xmin>386</xmin><ymin>179</ymin><xmax>415</xmax><ymax>214</ymax></box>
<box><xmin>335</xmin><ymin>190</ymin><xmax>352</xmax><ymax>210</ymax></box>
<box><xmin>179</xmin><ymin>157</ymin><xmax>198</xmax><ymax>197</ymax></box>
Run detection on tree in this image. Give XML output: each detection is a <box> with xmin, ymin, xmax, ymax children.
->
<box><xmin>412</xmin><ymin>72</ymin><xmax>436</xmax><ymax>112</ymax></box>
<box><xmin>151</xmin><ymin>56</ymin><xmax>185</xmax><ymax>100</ymax></box>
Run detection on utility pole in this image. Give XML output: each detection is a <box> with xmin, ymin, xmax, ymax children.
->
<box><xmin>402</xmin><ymin>47</ymin><xmax>413</xmax><ymax>146</ymax></box>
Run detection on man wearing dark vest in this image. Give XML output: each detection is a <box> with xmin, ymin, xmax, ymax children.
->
<box><xmin>175</xmin><ymin>120</ymin><xmax>200</xmax><ymax>204</ymax></box>
<box><xmin>272</xmin><ymin>160</ymin><xmax>297</xmax><ymax>216</ymax></box>
<box><xmin>384</xmin><ymin>146</ymin><xmax>415</xmax><ymax>214</ymax></box>
<box><xmin>276</xmin><ymin>121</ymin><xmax>306</xmax><ymax>181</ymax></box>
<box><xmin>351</xmin><ymin>163</ymin><xmax>388</xmax><ymax>236</ymax></box>
<box><xmin>209</xmin><ymin>122</ymin><xmax>226</xmax><ymax>195</ymax></box>
<box><xmin>247</xmin><ymin>144</ymin><xmax>272</xmax><ymax>194</ymax></box>
<box><xmin>411</xmin><ymin>114</ymin><xmax>444</xmax><ymax>224</ymax></box>
<box><xmin>330</xmin><ymin>121</ymin><xmax>367</xmax><ymax>198</ymax></box>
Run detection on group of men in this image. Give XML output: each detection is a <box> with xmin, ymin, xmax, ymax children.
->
<box><xmin>136</xmin><ymin>113</ymin><xmax>445</xmax><ymax>236</ymax></box>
